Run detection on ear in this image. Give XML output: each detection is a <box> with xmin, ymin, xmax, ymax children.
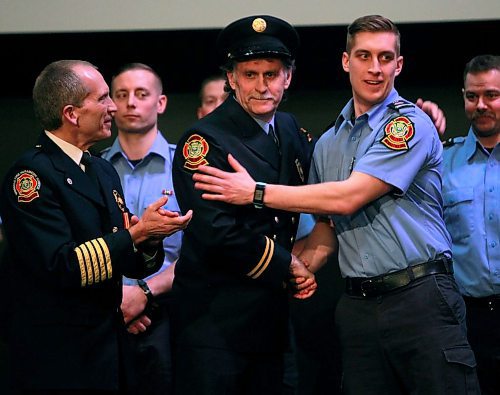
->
<box><xmin>157</xmin><ymin>94</ymin><xmax>167</xmax><ymax>115</ymax></box>
<box><xmin>342</xmin><ymin>52</ymin><xmax>350</xmax><ymax>73</ymax></box>
<box><xmin>394</xmin><ymin>55</ymin><xmax>404</xmax><ymax>77</ymax></box>
<box><xmin>284</xmin><ymin>69</ymin><xmax>293</xmax><ymax>90</ymax></box>
<box><xmin>227</xmin><ymin>70</ymin><xmax>237</xmax><ymax>90</ymax></box>
<box><xmin>62</xmin><ymin>104</ymin><xmax>78</xmax><ymax>126</ymax></box>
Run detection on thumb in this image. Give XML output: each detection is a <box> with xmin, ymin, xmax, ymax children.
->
<box><xmin>147</xmin><ymin>196</ymin><xmax>168</xmax><ymax>211</ymax></box>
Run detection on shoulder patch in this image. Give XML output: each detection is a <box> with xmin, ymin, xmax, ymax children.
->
<box><xmin>388</xmin><ymin>99</ymin><xmax>414</xmax><ymax>111</ymax></box>
<box><xmin>13</xmin><ymin>170</ymin><xmax>41</xmax><ymax>203</ymax></box>
<box><xmin>381</xmin><ymin>116</ymin><xmax>415</xmax><ymax>151</ymax></box>
<box><xmin>182</xmin><ymin>134</ymin><xmax>210</xmax><ymax>170</ymax></box>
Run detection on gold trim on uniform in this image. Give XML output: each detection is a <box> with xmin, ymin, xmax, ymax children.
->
<box><xmin>74</xmin><ymin>237</ymin><xmax>112</xmax><ymax>287</ymax></box>
<box><xmin>183</xmin><ymin>134</ymin><xmax>210</xmax><ymax>170</ymax></box>
<box><xmin>247</xmin><ymin>236</ymin><xmax>274</xmax><ymax>279</ymax></box>
<box><xmin>252</xmin><ymin>17</ymin><xmax>267</xmax><ymax>33</ymax></box>
<box><xmin>381</xmin><ymin>116</ymin><xmax>414</xmax><ymax>151</ymax></box>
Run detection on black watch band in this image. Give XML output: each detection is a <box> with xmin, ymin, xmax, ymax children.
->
<box><xmin>253</xmin><ymin>182</ymin><xmax>267</xmax><ymax>209</ymax></box>
<box><xmin>137</xmin><ymin>279</ymin><xmax>154</xmax><ymax>304</ymax></box>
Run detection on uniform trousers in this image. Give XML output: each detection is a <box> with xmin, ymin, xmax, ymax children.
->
<box><xmin>127</xmin><ymin>300</ymin><xmax>172</xmax><ymax>395</ymax></box>
<box><xmin>173</xmin><ymin>346</ymin><xmax>284</xmax><ymax>395</ymax></box>
<box><xmin>335</xmin><ymin>274</ymin><xmax>480</xmax><ymax>394</ymax></box>
<box><xmin>463</xmin><ymin>296</ymin><xmax>500</xmax><ymax>395</ymax></box>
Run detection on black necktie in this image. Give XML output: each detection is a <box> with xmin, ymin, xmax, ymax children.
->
<box><xmin>81</xmin><ymin>152</ymin><xmax>100</xmax><ymax>190</ymax></box>
<box><xmin>268</xmin><ymin>124</ymin><xmax>280</xmax><ymax>148</ymax></box>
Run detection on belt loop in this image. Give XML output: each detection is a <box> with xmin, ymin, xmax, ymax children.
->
<box><xmin>406</xmin><ymin>266</ymin><xmax>415</xmax><ymax>281</ymax></box>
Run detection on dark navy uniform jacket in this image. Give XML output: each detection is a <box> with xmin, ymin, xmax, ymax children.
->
<box><xmin>172</xmin><ymin>97</ymin><xmax>311</xmax><ymax>353</ymax></box>
<box><xmin>0</xmin><ymin>133</ymin><xmax>163</xmax><ymax>391</ymax></box>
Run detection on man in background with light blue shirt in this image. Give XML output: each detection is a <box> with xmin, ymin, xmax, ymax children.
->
<box><xmin>443</xmin><ymin>54</ymin><xmax>500</xmax><ymax>395</ymax></box>
<box><xmin>101</xmin><ymin>63</ymin><xmax>181</xmax><ymax>394</ymax></box>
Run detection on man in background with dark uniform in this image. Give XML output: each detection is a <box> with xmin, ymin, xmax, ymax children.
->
<box><xmin>0</xmin><ymin>59</ymin><xmax>192</xmax><ymax>394</ymax></box>
<box><xmin>171</xmin><ymin>15</ymin><xmax>317</xmax><ymax>395</ymax></box>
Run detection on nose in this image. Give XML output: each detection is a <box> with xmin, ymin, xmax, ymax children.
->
<box><xmin>126</xmin><ymin>94</ymin><xmax>136</xmax><ymax>107</ymax></box>
<box><xmin>368</xmin><ymin>58</ymin><xmax>381</xmax><ymax>74</ymax></box>
<box><xmin>476</xmin><ymin>95</ymin><xmax>488</xmax><ymax>110</ymax></box>
<box><xmin>107</xmin><ymin>97</ymin><xmax>117</xmax><ymax>114</ymax></box>
<box><xmin>255</xmin><ymin>75</ymin><xmax>267</xmax><ymax>93</ymax></box>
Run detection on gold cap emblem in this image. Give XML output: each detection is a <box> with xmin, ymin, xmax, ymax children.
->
<box><xmin>252</xmin><ymin>18</ymin><xmax>267</xmax><ymax>33</ymax></box>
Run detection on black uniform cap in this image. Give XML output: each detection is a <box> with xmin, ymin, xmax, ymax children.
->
<box><xmin>216</xmin><ymin>15</ymin><xmax>300</xmax><ymax>64</ymax></box>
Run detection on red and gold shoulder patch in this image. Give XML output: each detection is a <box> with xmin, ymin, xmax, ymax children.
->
<box><xmin>13</xmin><ymin>170</ymin><xmax>41</xmax><ymax>203</ymax></box>
<box><xmin>183</xmin><ymin>134</ymin><xmax>209</xmax><ymax>170</ymax></box>
<box><xmin>381</xmin><ymin>116</ymin><xmax>414</xmax><ymax>151</ymax></box>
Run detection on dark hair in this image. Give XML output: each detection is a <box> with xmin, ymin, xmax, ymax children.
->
<box><xmin>111</xmin><ymin>62</ymin><xmax>164</xmax><ymax>93</ymax></box>
<box><xmin>32</xmin><ymin>60</ymin><xmax>95</xmax><ymax>131</ymax></box>
<box><xmin>463</xmin><ymin>54</ymin><xmax>500</xmax><ymax>84</ymax></box>
<box><xmin>346</xmin><ymin>15</ymin><xmax>401</xmax><ymax>55</ymax></box>
<box><xmin>220</xmin><ymin>56</ymin><xmax>296</xmax><ymax>94</ymax></box>
<box><xmin>199</xmin><ymin>74</ymin><xmax>226</xmax><ymax>99</ymax></box>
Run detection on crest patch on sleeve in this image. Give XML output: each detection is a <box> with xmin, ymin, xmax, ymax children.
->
<box><xmin>381</xmin><ymin>116</ymin><xmax>414</xmax><ymax>151</ymax></box>
<box><xmin>13</xmin><ymin>170</ymin><xmax>41</xmax><ymax>202</ymax></box>
<box><xmin>183</xmin><ymin>134</ymin><xmax>210</xmax><ymax>170</ymax></box>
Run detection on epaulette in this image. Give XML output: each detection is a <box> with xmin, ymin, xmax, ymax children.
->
<box><xmin>387</xmin><ymin>99</ymin><xmax>414</xmax><ymax>111</ymax></box>
<box><xmin>442</xmin><ymin>136</ymin><xmax>465</xmax><ymax>147</ymax></box>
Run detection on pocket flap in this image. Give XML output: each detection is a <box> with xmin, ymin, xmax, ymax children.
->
<box><xmin>443</xmin><ymin>346</ymin><xmax>477</xmax><ymax>368</ymax></box>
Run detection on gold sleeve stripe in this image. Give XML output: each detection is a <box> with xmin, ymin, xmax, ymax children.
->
<box><xmin>85</xmin><ymin>241</ymin><xmax>101</xmax><ymax>283</ymax></box>
<box><xmin>75</xmin><ymin>247</ymin><xmax>87</xmax><ymax>287</ymax></box>
<box><xmin>90</xmin><ymin>239</ymin><xmax>106</xmax><ymax>282</ymax></box>
<box><xmin>253</xmin><ymin>238</ymin><xmax>274</xmax><ymax>279</ymax></box>
<box><xmin>97</xmin><ymin>237</ymin><xmax>112</xmax><ymax>279</ymax></box>
<box><xmin>75</xmin><ymin>238</ymin><xmax>112</xmax><ymax>287</ymax></box>
<box><xmin>247</xmin><ymin>236</ymin><xmax>274</xmax><ymax>279</ymax></box>
<box><xmin>80</xmin><ymin>243</ymin><xmax>95</xmax><ymax>285</ymax></box>
<box><xmin>247</xmin><ymin>237</ymin><xmax>270</xmax><ymax>277</ymax></box>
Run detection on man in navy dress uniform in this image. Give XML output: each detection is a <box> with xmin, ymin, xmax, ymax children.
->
<box><xmin>171</xmin><ymin>15</ymin><xmax>317</xmax><ymax>395</ymax></box>
<box><xmin>0</xmin><ymin>60</ymin><xmax>192</xmax><ymax>394</ymax></box>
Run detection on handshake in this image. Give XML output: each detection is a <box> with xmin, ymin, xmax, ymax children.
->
<box><xmin>289</xmin><ymin>254</ymin><xmax>317</xmax><ymax>300</ymax></box>
<box><xmin>128</xmin><ymin>196</ymin><xmax>193</xmax><ymax>253</ymax></box>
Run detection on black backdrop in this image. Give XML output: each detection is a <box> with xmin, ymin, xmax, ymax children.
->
<box><xmin>0</xmin><ymin>18</ymin><xmax>499</xmax><ymax>394</ymax></box>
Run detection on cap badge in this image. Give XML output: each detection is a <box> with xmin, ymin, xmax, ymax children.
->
<box><xmin>183</xmin><ymin>134</ymin><xmax>210</xmax><ymax>170</ymax></box>
<box><xmin>252</xmin><ymin>18</ymin><xmax>267</xmax><ymax>33</ymax></box>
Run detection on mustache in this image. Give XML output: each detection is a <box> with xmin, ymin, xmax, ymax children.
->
<box><xmin>250</xmin><ymin>95</ymin><xmax>273</xmax><ymax>100</ymax></box>
<box><xmin>472</xmin><ymin>111</ymin><xmax>496</xmax><ymax>120</ymax></box>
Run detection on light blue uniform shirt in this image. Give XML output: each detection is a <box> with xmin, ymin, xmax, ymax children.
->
<box><xmin>101</xmin><ymin>131</ymin><xmax>182</xmax><ymax>285</ymax></box>
<box><xmin>310</xmin><ymin>89</ymin><xmax>451</xmax><ymax>278</ymax></box>
<box><xmin>442</xmin><ymin>129</ymin><xmax>500</xmax><ymax>297</ymax></box>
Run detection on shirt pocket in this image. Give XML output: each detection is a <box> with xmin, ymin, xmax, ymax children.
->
<box><xmin>443</xmin><ymin>187</ymin><xmax>475</xmax><ymax>242</ymax></box>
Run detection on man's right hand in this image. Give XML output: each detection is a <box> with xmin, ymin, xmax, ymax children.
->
<box><xmin>128</xmin><ymin>196</ymin><xmax>193</xmax><ymax>246</ymax></box>
<box><xmin>289</xmin><ymin>254</ymin><xmax>317</xmax><ymax>299</ymax></box>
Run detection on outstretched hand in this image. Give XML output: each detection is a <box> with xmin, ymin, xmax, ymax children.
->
<box><xmin>193</xmin><ymin>154</ymin><xmax>256</xmax><ymax>205</ymax></box>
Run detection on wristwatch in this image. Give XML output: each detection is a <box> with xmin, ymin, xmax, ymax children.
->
<box><xmin>137</xmin><ymin>279</ymin><xmax>154</xmax><ymax>304</ymax></box>
<box><xmin>253</xmin><ymin>182</ymin><xmax>267</xmax><ymax>209</ymax></box>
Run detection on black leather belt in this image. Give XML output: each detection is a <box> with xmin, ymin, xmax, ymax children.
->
<box><xmin>463</xmin><ymin>295</ymin><xmax>500</xmax><ymax>311</ymax></box>
<box><xmin>345</xmin><ymin>255</ymin><xmax>453</xmax><ymax>297</ymax></box>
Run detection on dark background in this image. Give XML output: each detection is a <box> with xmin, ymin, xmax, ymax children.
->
<box><xmin>1</xmin><ymin>19</ymin><xmax>499</xmax><ymax>182</ymax></box>
<box><xmin>0</xmin><ymin>19</ymin><xmax>499</xmax><ymax>393</ymax></box>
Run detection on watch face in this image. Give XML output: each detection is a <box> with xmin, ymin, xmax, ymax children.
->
<box><xmin>255</xmin><ymin>190</ymin><xmax>264</xmax><ymax>200</ymax></box>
